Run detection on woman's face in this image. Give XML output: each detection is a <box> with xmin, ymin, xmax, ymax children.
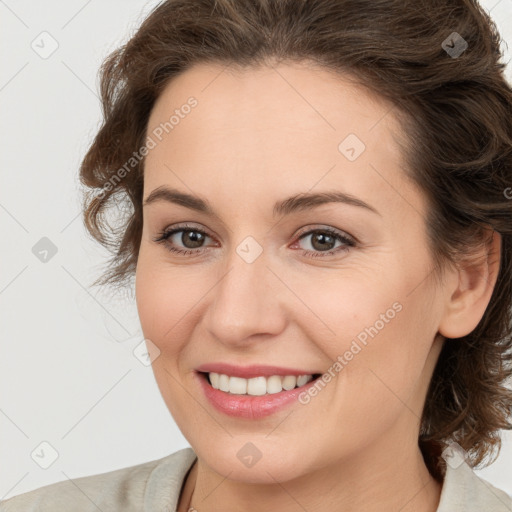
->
<box><xmin>135</xmin><ymin>61</ymin><xmax>450</xmax><ymax>482</ymax></box>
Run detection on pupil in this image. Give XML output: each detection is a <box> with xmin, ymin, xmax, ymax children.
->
<box><xmin>183</xmin><ymin>230</ymin><xmax>204</xmax><ymax>248</ymax></box>
<box><xmin>312</xmin><ymin>232</ymin><xmax>334</xmax><ymax>251</ymax></box>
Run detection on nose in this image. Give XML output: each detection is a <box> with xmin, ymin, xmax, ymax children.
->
<box><xmin>203</xmin><ymin>246</ymin><xmax>287</xmax><ymax>348</ymax></box>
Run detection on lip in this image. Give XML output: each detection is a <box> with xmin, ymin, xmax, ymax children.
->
<box><xmin>195</xmin><ymin>371</ymin><xmax>322</xmax><ymax>419</ymax></box>
<box><xmin>195</xmin><ymin>362</ymin><xmax>320</xmax><ymax>378</ymax></box>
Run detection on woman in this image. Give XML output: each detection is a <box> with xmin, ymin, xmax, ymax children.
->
<box><xmin>2</xmin><ymin>0</ymin><xmax>512</xmax><ymax>510</ymax></box>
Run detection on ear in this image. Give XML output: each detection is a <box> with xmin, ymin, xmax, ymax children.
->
<box><xmin>438</xmin><ymin>229</ymin><xmax>501</xmax><ymax>339</ymax></box>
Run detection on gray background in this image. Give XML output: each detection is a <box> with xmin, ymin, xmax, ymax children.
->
<box><xmin>1</xmin><ymin>0</ymin><xmax>511</xmax><ymax>500</ymax></box>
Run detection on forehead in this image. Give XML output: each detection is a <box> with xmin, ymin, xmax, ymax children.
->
<box><xmin>147</xmin><ymin>60</ymin><xmax>400</xmax><ymax>144</ymax></box>
<box><xmin>143</xmin><ymin>61</ymin><xmax>425</xmax><ymax>221</ymax></box>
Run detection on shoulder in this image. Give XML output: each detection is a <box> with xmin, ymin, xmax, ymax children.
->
<box><xmin>438</xmin><ymin>458</ymin><xmax>512</xmax><ymax>511</ymax></box>
<box><xmin>0</xmin><ymin>447</ymin><xmax>197</xmax><ymax>512</ymax></box>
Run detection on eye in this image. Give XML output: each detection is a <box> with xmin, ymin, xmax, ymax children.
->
<box><xmin>152</xmin><ymin>223</ymin><xmax>215</xmax><ymax>256</ymax></box>
<box><xmin>153</xmin><ymin>223</ymin><xmax>356</xmax><ymax>259</ymax></box>
<box><xmin>291</xmin><ymin>226</ymin><xmax>356</xmax><ymax>259</ymax></box>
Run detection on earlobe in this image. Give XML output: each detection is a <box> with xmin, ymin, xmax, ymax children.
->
<box><xmin>438</xmin><ymin>229</ymin><xmax>501</xmax><ymax>339</ymax></box>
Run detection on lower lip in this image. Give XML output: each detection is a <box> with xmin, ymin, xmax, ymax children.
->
<box><xmin>196</xmin><ymin>372</ymin><xmax>320</xmax><ymax>419</ymax></box>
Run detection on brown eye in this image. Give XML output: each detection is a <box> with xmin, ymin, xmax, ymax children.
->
<box><xmin>177</xmin><ymin>229</ymin><xmax>206</xmax><ymax>249</ymax></box>
<box><xmin>293</xmin><ymin>227</ymin><xmax>356</xmax><ymax>259</ymax></box>
<box><xmin>153</xmin><ymin>224</ymin><xmax>214</xmax><ymax>255</ymax></box>
<box><xmin>153</xmin><ymin>224</ymin><xmax>356</xmax><ymax>259</ymax></box>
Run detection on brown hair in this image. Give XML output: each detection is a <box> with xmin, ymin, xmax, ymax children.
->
<box><xmin>79</xmin><ymin>0</ymin><xmax>512</xmax><ymax>479</ymax></box>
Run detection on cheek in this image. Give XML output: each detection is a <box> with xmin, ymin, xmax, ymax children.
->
<box><xmin>291</xmin><ymin>269</ymin><xmax>405</xmax><ymax>360</ymax></box>
<box><xmin>135</xmin><ymin>252</ymin><xmax>207</xmax><ymax>352</ymax></box>
<box><xmin>300</xmin><ymin>272</ymin><xmax>436</xmax><ymax>423</ymax></box>
<box><xmin>135</xmin><ymin>254</ymin><xmax>206</xmax><ymax>425</ymax></box>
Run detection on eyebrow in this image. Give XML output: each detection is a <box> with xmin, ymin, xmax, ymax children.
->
<box><xmin>143</xmin><ymin>186</ymin><xmax>381</xmax><ymax>217</ymax></box>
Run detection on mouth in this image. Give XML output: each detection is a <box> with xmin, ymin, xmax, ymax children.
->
<box><xmin>198</xmin><ymin>371</ymin><xmax>323</xmax><ymax>396</ymax></box>
<box><xmin>196</xmin><ymin>370</ymin><xmax>323</xmax><ymax>419</ymax></box>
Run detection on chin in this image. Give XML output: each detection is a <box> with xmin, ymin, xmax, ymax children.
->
<box><xmin>196</xmin><ymin>440</ymin><xmax>316</xmax><ymax>484</ymax></box>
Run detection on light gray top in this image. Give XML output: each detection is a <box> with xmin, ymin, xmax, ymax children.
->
<box><xmin>1</xmin><ymin>447</ymin><xmax>511</xmax><ymax>511</ymax></box>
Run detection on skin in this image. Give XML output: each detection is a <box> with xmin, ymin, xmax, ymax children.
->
<box><xmin>135</xmin><ymin>60</ymin><xmax>501</xmax><ymax>512</ymax></box>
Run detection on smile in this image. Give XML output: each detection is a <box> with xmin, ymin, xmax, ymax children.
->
<box><xmin>196</xmin><ymin>371</ymin><xmax>323</xmax><ymax>419</ymax></box>
<box><xmin>206</xmin><ymin>372</ymin><xmax>321</xmax><ymax>395</ymax></box>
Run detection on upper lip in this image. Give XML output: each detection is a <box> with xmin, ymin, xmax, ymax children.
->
<box><xmin>195</xmin><ymin>363</ymin><xmax>321</xmax><ymax>379</ymax></box>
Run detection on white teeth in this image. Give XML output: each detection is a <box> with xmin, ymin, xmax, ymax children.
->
<box><xmin>229</xmin><ymin>376</ymin><xmax>247</xmax><ymax>395</ymax></box>
<box><xmin>266</xmin><ymin>375</ymin><xmax>283</xmax><ymax>394</ymax></box>
<box><xmin>207</xmin><ymin>372</ymin><xmax>314</xmax><ymax>395</ymax></box>
<box><xmin>218</xmin><ymin>374</ymin><xmax>230</xmax><ymax>392</ymax></box>
<box><xmin>209</xmin><ymin>372</ymin><xmax>220</xmax><ymax>389</ymax></box>
<box><xmin>296</xmin><ymin>375</ymin><xmax>310</xmax><ymax>387</ymax></box>
<box><xmin>247</xmin><ymin>376</ymin><xmax>267</xmax><ymax>396</ymax></box>
<box><xmin>282</xmin><ymin>375</ymin><xmax>297</xmax><ymax>390</ymax></box>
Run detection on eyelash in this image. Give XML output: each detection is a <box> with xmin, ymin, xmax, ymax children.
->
<box><xmin>152</xmin><ymin>223</ymin><xmax>356</xmax><ymax>259</ymax></box>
